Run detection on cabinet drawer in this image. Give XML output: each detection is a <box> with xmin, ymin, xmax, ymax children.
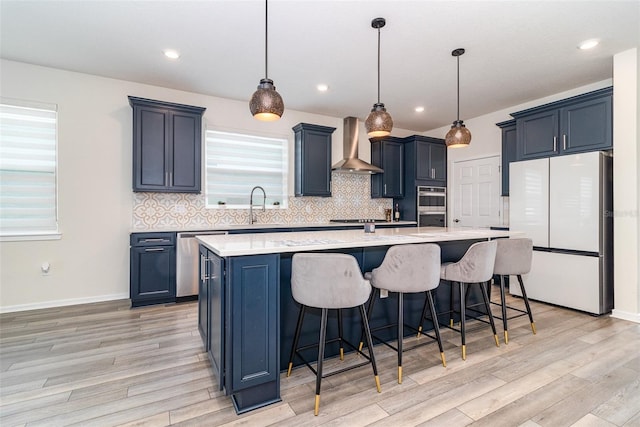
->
<box><xmin>130</xmin><ymin>232</ymin><xmax>175</xmax><ymax>247</ymax></box>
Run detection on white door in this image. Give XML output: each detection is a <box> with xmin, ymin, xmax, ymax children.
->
<box><xmin>451</xmin><ymin>156</ymin><xmax>501</xmax><ymax>228</ymax></box>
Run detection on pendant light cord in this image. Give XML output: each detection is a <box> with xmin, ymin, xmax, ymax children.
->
<box><xmin>377</xmin><ymin>26</ymin><xmax>381</xmax><ymax>104</ymax></box>
<box><xmin>264</xmin><ymin>0</ymin><xmax>269</xmax><ymax>80</ymax></box>
<box><xmin>456</xmin><ymin>55</ymin><xmax>460</xmax><ymax>121</ymax></box>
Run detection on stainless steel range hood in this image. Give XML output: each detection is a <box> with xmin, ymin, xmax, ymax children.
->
<box><xmin>331</xmin><ymin>116</ymin><xmax>383</xmax><ymax>174</ymax></box>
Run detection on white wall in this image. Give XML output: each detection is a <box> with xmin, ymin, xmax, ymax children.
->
<box><xmin>0</xmin><ymin>59</ymin><xmax>417</xmax><ymax>312</ymax></box>
<box><xmin>612</xmin><ymin>48</ymin><xmax>640</xmax><ymax>323</ymax></box>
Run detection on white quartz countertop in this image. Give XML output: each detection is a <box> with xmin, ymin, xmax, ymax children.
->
<box><xmin>196</xmin><ymin>226</ymin><xmax>515</xmax><ymax>257</ymax></box>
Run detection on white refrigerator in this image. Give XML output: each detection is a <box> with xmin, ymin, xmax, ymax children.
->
<box><xmin>509</xmin><ymin>151</ymin><xmax>613</xmax><ymax>314</ymax></box>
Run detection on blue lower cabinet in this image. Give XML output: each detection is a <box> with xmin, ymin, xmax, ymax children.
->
<box><xmin>201</xmin><ymin>249</ymin><xmax>281</xmax><ymax>414</ymax></box>
<box><xmin>130</xmin><ymin>232</ymin><xmax>176</xmax><ymax>307</ymax></box>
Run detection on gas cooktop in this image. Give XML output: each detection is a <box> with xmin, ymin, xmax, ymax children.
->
<box><xmin>330</xmin><ymin>219</ymin><xmax>390</xmax><ymax>223</ymax></box>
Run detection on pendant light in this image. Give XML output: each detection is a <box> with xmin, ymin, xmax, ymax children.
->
<box><xmin>365</xmin><ymin>17</ymin><xmax>393</xmax><ymax>138</ymax></box>
<box><xmin>249</xmin><ymin>0</ymin><xmax>284</xmax><ymax>121</ymax></box>
<box><xmin>445</xmin><ymin>48</ymin><xmax>472</xmax><ymax>148</ymax></box>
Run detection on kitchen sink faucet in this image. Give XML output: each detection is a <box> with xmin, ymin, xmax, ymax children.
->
<box><xmin>249</xmin><ymin>185</ymin><xmax>266</xmax><ymax>224</ymax></box>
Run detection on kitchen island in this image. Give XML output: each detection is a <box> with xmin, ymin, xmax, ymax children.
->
<box><xmin>196</xmin><ymin>227</ymin><xmax>513</xmax><ymax>414</ymax></box>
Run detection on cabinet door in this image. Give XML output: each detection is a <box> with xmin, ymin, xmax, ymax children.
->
<box><xmin>133</xmin><ymin>106</ymin><xmax>169</xmax><ymax>190</ymax></box>
<box><xmin>208</xmin><ymin>252</ymin><xmax>226</xmax><ymax>391</ymax></box>
<box><xmin>517</xmin><ymin>110</ymin><xmax>559</xmax><ymax>159</ymax></box>
<box><xmin>560</xmin><ymin>95</ymin><xmax>612</xmax><ymax>154</ymax></box>
<box><xmin>227</xmin><ymin>255</ymin><xmax>279</xmax><ymax>393</ymax></box>
<box><xmin>170</xmin><ymin>111</ymin><xmax>202</xmax><ymax>192</ymax></box>
<box><xmin>293</xmin><ymin>124</ymin><xmax>334</xmax><ymax>197</ymax></box>
<box><xmin>415</xmin><ymin>140</ymin><xmax>432</xmax><ymax>181</ymax></box>
<box><xmin>198</xmin><ymin>245</ymin><xmax>209</xmax><ymax>347</ymax></box>
<box><xmin>382</xmin><ymin>141</ymin><xmax>404</xmax><ymax>197</ymax></box>
<box><xmin>429</xmin><ymin>143</ymin><xmax>446</xmax><ymax>182</ymax></box>
<box><xmin>501</xmin><ymin>124</ymin><xmax>517</xmax><ymax>196</ymax></box>
<box><xmin>130</xmin><ymin>245</ymin><xmax>176</xmax><ymax>306</ymax></box>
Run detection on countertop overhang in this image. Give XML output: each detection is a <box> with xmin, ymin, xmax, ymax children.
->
<box><xmin>196</xmin><ymin>226</ymin><xmax>515</xmax><ymax>257</ymax></box>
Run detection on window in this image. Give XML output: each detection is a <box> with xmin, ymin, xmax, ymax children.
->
<box><xmin>0</xmin><ymin>100</ymin><xmax>59</xmax><ymax>240</ymax></box>
<box><xmin>205</xmin><ymin>130</ymin><xmax>288</xmax><ymax>208</ymax></box>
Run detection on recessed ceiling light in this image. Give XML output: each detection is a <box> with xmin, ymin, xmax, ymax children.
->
<box><xmin>317</xmin><ymin>84</ymin><xmax>329</xmax><ymax>92</ymax></box>
<box><xmin>578</xmin><ymin>39</ymin><xmax>599</xmax><ymax>50</ymax></box>
<box><xmin>163</xmin><ymin>49</ymin><xmax>180</xmax><ymax>59</ymax></box>
<box><xmin>415</xmin><ymin>106</ymin><xmax>425</xmax><ymax>113</ymax></box>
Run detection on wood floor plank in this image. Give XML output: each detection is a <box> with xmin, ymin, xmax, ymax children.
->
<box><xmin>0</xmin><ymin>296</ymin><xmax>638</xmax><ymax>426</ymax></box>
<box><xmin>531</xmin><ymin>366</ymin><xmax>640</xmax><ymax>426</ymax></box>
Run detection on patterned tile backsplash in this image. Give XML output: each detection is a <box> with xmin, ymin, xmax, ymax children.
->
<box><xmin>132</xmin><ymin>173</ymin><xmax>393</xmax><ymax>230</ymax></box>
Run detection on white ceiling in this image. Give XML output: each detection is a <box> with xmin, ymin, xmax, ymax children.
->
<box><xmin>1</xmin><ymin>0</ymin><xmax>638</xmax><ymax>132</ymax></box>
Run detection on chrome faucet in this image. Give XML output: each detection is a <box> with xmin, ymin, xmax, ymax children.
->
<box><xmin>249</xmin><ymin>185</ymin><xmax>266</xmax><ymax>224</ymax></box>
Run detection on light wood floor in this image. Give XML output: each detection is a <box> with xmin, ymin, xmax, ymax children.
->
<box><xmin>1</xmin><ymin>289</ymin><xmax>639</xmax><ymax>427</ymax></box>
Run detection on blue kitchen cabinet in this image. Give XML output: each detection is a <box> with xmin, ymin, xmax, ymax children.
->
<box><xmin>129</xmin><ymin>232</ymin><xmax>176</xmax><ymax>307</ymax></box>
<box><xmin>397</xmin><ymin>135</ymin><xmax>447</xmax><ymax>221</ymax></box>
<box><xmin>496</xmin><ymin>120</ymin><xmax>517</xmax><ymax>196</ymax></box>
<box><xmin>293</xmin><ymin>123</ymin><xmax>336</xmax><ymax>197</ymax></box>
<box><xmin>129</xmin><ymin>96</ymin><xmax>206</xmax><ymax>193</ymax></box>
<box><xmin>201</xmin><ymin>248</ymin><xmax>280</xmax><ymax>413</ymax></box>
<box><xmin>512</xmin><ymin>87</ymin><xmax>612</xmax><ymax>160</ymax></box>
<box><xmin>371</xmin><ymin>136</ymin><xmax>404</xmax><ymax>198</ymax></box>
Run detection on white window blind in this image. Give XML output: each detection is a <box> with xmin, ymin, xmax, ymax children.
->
<box><xmin>0</xmin><ymin>101</ymin><xmax>58</xmax><ymax>237</ymax></box>
<box><xmin>205</xmin><ymin>130</ymin><xmax>288</xmax><ymax>208</ymax></box>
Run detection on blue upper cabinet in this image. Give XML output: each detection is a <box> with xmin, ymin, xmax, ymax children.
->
<box><xmin>496</xmin><ymin>120</ymin><xmax>517</xmax><ymax>196</ymax></box>
<box><xmin>512</xmin><ymin>87</ymin><xmax>612</xmax><ymax>160</ymax></box>
<box><xmin>370</xmin><ymin>136</ymin><xmax>405</xmax><ymax>198</ymax></box>
<box><xmin>293</xmin><ymin>123</ymin><xmax>336</xmax><ymax>197</ymax></box>
<box><xmin>129</xmin><ymin>96</ymin><xmax>206</xmax><ymax>193</ymax></box>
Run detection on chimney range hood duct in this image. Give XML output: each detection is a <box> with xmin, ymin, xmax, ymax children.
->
<box><xmin>332</xmin><ymin>117</ymin><xmax>384</xmax><ymax>174</ymax></box>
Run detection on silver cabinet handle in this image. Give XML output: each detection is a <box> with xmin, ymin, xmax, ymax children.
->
<box><xmin>144</xmin><ymin>247</ymin><xmax>164</xmax><ymax>252</ymax></box>
<box><xmin>553</xmin><ymin>136</ymin><xmax>557</xmax><ymax>152</ymax></box>
<box><xmin>384</xmin><ymin>184</ymin><xmax>387</xmax><ymax>195</ymax></box>
<box><xmin>200</xmin><ymin>254</ymin><xmax>205</xmax><ymax>282</ymax></box>
<box><xmin>563</xmin><ymin>134</ymin><xmax>567</xmax><ymax>150</ymax></box>
<box><xmin>142</xmin><ymin>238</ymin><xmax>168</xmax><ymax>243</ymax></box>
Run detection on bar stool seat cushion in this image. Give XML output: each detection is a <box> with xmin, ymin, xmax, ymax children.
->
<box><xmin>440</xmin><ymin>240</ymin><xmax>497</xmax><ymax>283</ymax></box>
<box><xmin>494</xmin><ymin>238</ymin><xmax>533</xmax><ymax>276</ymax></box>
<box><xmin>369</xmin><ymin>244</ymin><xmax>441</xmax><ymax>293</ymax></box>
<box><xmin>292</xmin><ymin>253</ymin><xmax>371</xmax><ymax>309</ymax></box>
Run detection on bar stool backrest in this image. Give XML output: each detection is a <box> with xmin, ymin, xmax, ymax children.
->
<box><xmin>494</xmin><ymin>238</ymin><xmax>533</xmax><ymax>276</ymax></box>
<box><xmin>441</xmin><ymin>240</ymin><xmax>497</xmax><ymax>283</ymax></box>
<box><xmin>369</xmin><ymin>244</ymin><xmax>441</xmax><ymax>293</ymax></box>
<box><xmin>291</xmin><ymin>253</ymin><xmax>372</xmax><ymax>309</ymax></box>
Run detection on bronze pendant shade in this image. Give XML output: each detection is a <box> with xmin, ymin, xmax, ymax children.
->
<box><xmin>250</xmin><ymin>0</ymin><xmax>284</xmax><ymax>121</ymax></box>
<box><xmin>365</xmin><ymin>18</ymin><xmax>393</xmax><ymax>138</ymax></box>
<box><xmin>445</xmin><ymin>48</ymin><xmax>471</xmax><ymax>148</ymax></box>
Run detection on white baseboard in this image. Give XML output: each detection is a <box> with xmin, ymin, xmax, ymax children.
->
<box><xmin>0</xmin><ymin>293</ymin><xmax>130</xmax><ymax>314</ymax></box>
<box><xmin>610</xmin><ymin>309</ymin><xmax>640</xmax><ymax>323</ymax></box>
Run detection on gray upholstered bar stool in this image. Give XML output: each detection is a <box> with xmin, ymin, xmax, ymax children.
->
<box><xmin>439</xmin><ymin>240</ymin><xmax>499</xmax><ymax>360</ymax></box>
<box><xmin>286</xmin><ymin>253</ymin><xmax>381</xmax><ymax>416</ymax></box>
<box><xmin>364</xmin><ymin>243</ymin><xmax>446</xmax><ymax>384</ymax></box>
<box><xmin>493</xmin><ymin>237</ymin><xmax>536</xmax><ymax>344</ymax></box>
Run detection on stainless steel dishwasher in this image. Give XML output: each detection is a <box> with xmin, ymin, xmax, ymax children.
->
<box><xmin>176</xmin><ymin>231</ymin><xmax>228</xmax><ymax>297</ymax></box>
